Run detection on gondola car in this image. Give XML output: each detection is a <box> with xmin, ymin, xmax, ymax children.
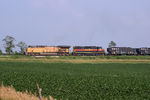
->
<box><xmin>73</xmin><ymin>46</ymin><xmax>105</xmax><ymax>56</ymax></box>
<box><xmin>107</xmin><ymin>47</ymin><xmax>137</xmax><ymax>55</ymax></box>
<box><xmin>136</xmin><ymin>48</ymin><xmax>150</xmax><ymax>55</ymax></box>
<box><xmin>26</xmin><ymin>45</ymin><xmax>70</xmax><ymax>56</ymax></box>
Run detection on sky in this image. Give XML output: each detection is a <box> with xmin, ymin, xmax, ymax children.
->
<box><xmin>0</xmin><ymin>0</ymin><xmax>150</xmax><ymax>51</ymax></box>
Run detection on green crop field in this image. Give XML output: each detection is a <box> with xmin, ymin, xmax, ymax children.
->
<box><xmin>0</xmin><ymin>61</ymin><xmax>150</xmax><ymax>99</ymax></box>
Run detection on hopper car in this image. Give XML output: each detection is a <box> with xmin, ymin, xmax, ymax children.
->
<box><xmin>136</xmin><ymin>48</ymin><xmax>150</xmax><ymax>55</ymax></box>
<box><xmin>107</xmin><ymin>47</ymin><xmax>137</xmax><ymax>55</ymax></box>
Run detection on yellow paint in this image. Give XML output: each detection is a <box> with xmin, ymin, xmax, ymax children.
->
<box><xmin>26</xmin><ymin>47</ymin><xmax>69</xmax><ymax>53</ymax></box>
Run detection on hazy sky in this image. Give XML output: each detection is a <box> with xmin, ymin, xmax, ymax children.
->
<box><xmin>0</xmin><ymin>0</ymin><xmax>150</xmax><ymax>51</ymax></box>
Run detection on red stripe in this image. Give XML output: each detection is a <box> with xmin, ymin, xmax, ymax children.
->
<box><xmin>74</xmin><ymin>49</ymin><xmax>105</xmax><ymax>52</ymax></box>
<box><xmin>97</xmin><ymin>49</ymin><xmax>105</xmax><ymax>51</ymax></box>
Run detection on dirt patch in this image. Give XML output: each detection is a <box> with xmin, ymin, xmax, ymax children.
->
<box><xmin>0</xmin><ymin>85</ymin><xmax>55</xmax><ymax>100</ymax></box>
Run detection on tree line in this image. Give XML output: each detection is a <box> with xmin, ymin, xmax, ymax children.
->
<box><xmin>0</xmin><ymin>35</ymin><xmax>117</xmax><ymax>55</ymax></box>
<box><xmin>0</xmin><ymin>35</ymin><xmax>27</xmax><ymax>55</ymax></box>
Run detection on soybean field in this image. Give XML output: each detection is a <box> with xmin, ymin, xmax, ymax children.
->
<box><xmin>0</xmin><ymin>61</ymin><xmax>150</xmax><ymax>99</ymax></box>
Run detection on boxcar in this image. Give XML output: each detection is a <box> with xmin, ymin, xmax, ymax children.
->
<box><xmin>26</xmin><ymin>45</ymin><xmax>70</xmax><ymax>56</ymax></box>
<box><xmin>73</xmin><ymin>46</ymin><xmax>105</xmax><ymax>56</ymax></box>
<box><xmin>107</xmin><ymin>47</ymin><xmax>137</xmax><ymax>55</ymax></box>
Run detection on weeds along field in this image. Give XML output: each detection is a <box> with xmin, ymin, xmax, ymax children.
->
<box><xmin>0</xmin><ymin>61</ymin><xmax>150</xmax><ymax>99</ymax></box>
<box><xmin>1</xmin><ymin>55</ymin><xmax>150</xmax><ymax>60</ymax></box>
<box><xmin>1</xmin><ymin>55</ymin><xmax>150</xmax><ymax>63</ymax></box>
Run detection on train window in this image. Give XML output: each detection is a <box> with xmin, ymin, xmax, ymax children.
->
<box><xmin>88</xmin><ymin>47</ymin><xmax>91</xmax><ymax>49</ymax></box>
<box><xmin>76</xmin><ymin>47</ymin><xmax>82</xmax><ymax>49</ymax></box>
<box><xmin>98</xmin><ymin>47</ymin><xmax>102</xmax><ymax>49</ymax></box>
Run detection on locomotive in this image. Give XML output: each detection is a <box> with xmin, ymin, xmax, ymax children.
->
<box><xmin>26</xmin><ymin>45</ymin><xmax>70</xmax><ymax>56</ymax></box>
<box><xmin>73</xmin><ymin>46</ymin><xmax>105</xmax><ymax>56</ymax></box>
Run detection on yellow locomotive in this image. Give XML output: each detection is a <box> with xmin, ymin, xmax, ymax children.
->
<box><xmin>26</xmin><ymin>45</ymin><xmax>70</xmax><ymax>56</ymax></box>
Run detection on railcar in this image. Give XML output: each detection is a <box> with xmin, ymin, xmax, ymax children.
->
<box><xmin>26</xmin><ymin>45</ymin><xmax>70</xmax><ymax>56</ymax></box>
<box><xmin>73</xmin><ymin>46</ymin><xmax>106</xmax><ymax>56</ymax></box>
<box><xmin>136</xmin><ymin>48</ymin><xmax>150</xmax><ymax>55</ymax></box>
<box><xmin>107</xmin><ymin>47</ymin><xmax>137</xmax><ymax>55</ymax></box>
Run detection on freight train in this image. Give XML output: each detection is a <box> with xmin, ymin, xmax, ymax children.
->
<box><xmin>25</xmin><ymin>45</ymin><xmax>150</xmax><ymax>56</ymax></box>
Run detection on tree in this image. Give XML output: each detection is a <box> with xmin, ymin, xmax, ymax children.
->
<box><xmin>3</xmin><ymin>36</ymin><xmax>15</xmax><ymax>54</ymax></box>
<box><xmin>16</xmin><ymin>41</ymin><xmax>27</xmax><ymax>54</ymax></box>
<box><xmin>0</xmin><ymin>49</ymin><xmax>2</xmax><ymax>55</ymax></box>
<box><xmin>108</xmin><ymin>41</ymin><xmax>116</xmax><ymax>48</ymax></box>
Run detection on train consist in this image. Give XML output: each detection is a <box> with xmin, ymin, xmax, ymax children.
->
<box><xmin>26</xmin><ymin>45</ymin><xmax>150</xmax><ymax>56</ymax></box>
